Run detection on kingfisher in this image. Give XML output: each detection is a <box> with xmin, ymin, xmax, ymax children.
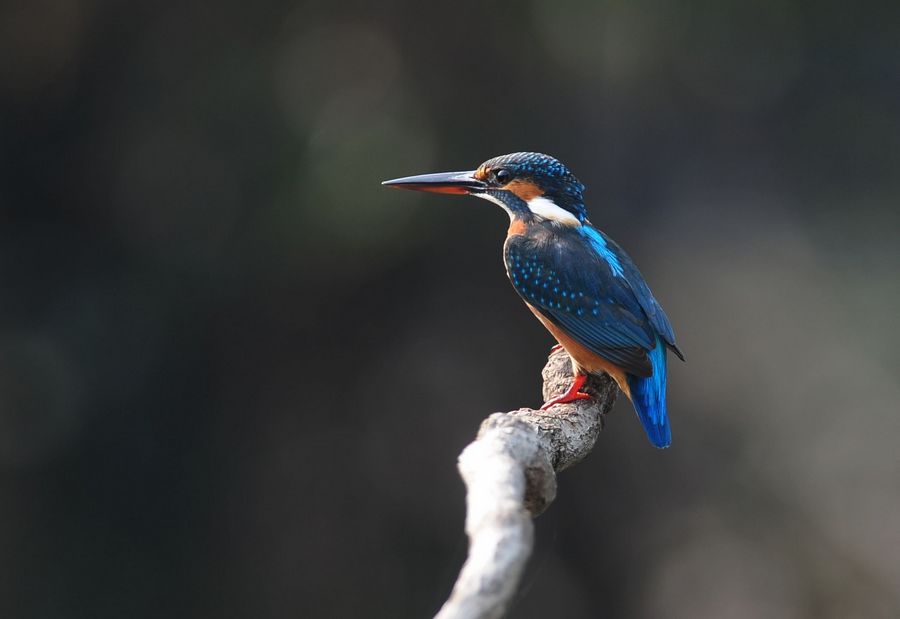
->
<box><xmin>382</xmin><ymin>152</ymin><xmax>683</xmax><ymax>448</ymax></box>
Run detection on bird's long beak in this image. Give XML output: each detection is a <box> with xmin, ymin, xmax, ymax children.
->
<box><xmin>381</xmin><ymin>170</ymin><xmax>486</xmax><ymax>195</ymax></box>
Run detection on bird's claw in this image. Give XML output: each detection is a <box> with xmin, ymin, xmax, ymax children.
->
<box><xmin>540</xmin><ymin>373</ymin><xmax>593</xmax><ymax>410</ymax></box>
<box><xmin>540</xmin><ymin>391</ymin><xmax>592</xmax><ymax>410</ymax></box>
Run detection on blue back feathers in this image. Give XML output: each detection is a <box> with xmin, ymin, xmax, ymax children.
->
<box><xmin>581</xmin><ymin>226</ymin><xmax>681</xmax><ymax>354</ymax></box>
<box><xmin>579</xmin><ymin>225</ymin><xmax>625</xmax><ymax>277</ymax></box>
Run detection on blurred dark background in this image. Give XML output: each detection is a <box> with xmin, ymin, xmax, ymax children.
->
<box><xmin>2</xmin><ymin>1</ymin><xmax>899</xmax><ymax>617</ymax></box>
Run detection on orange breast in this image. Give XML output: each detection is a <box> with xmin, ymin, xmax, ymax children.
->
<box><xmin>525</xmin><ymin>303</ymin><xmax>632</xmax><ymax>399</ymax></box>
<box><xmin>507</xmin><ymin>218</ymin><xmax>528</xmax><ymax>236</ymax></box>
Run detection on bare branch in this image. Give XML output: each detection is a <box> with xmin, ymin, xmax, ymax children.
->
<box><xmin>434</xmin><ymin>350</ymin><xmax>618</xmax><ymax>619</ymax></box>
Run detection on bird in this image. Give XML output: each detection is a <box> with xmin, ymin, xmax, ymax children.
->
<box><xmin>382</xmin><ymin>152</ymin><xmax>683</xmax><ymax>448</ymax></box>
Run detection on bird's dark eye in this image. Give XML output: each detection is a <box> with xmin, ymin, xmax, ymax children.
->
<box><xmin>494</xmin><ymin>168</ymin><xmax>511</xmax><ymax>185</ymax></box>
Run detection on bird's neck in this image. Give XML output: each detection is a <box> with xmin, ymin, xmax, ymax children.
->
<box><xmin>508</xmin><ymin>213</ymin><xmax>581</xmax><ymax>238</ymax></box>
<box><xmin>508</xmin><ymin>217</ymin><xmax>531</xmax><ymax>237</ymax></box>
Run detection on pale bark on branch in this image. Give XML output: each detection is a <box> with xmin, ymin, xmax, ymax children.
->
<box><xmin>434</xmin><ymin>349</ymin><xmax>618</xmax><ymax>619</ymax></box>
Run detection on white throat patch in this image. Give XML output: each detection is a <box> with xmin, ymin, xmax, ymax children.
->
<box><xmin>472</xmin><ymin>192</ymin><xmax>582</xmax><ymax>227</ymax></box>
<box><xmin>527</xmin><ymin>196</ymin><xmax>581</xmax><ymax>226</ymax></box>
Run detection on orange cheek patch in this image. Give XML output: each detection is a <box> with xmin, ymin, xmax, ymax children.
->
<box><xmin>506</xmin><ymin>179</ymin><xmax>544</xmax><ymax>202</ymax></box>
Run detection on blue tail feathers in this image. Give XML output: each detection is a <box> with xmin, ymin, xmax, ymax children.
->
<box><xmin>626</xmin><ymin>337</ymin><xmax>671</xmax><ymax>448</ymax></box>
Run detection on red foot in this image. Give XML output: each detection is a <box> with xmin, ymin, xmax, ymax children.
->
<box><xmin>541</xmin><ymin>374</ymin><xmax>593</xmax><ymax>410</ymax></box>
<box><xmin>549</xmin><ymin>344</ymin><xmax>564</xmax><ymax>353</ymax></box>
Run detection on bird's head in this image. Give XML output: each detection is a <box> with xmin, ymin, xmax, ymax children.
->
<box><xmin>382</xmin><ymin>152</ymin><xmax>587</xmax><ymax>226</ymax></box>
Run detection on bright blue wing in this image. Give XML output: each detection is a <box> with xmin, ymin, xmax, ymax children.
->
<box><xmin>504</xmin><ymin>225</ymin><xmax>662</xmax><ymax>376</ymax></box>
<box><xmin>581</xmin><ymin>225</ymin><xmax>683</xmax><ymax>359</ymax></box>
